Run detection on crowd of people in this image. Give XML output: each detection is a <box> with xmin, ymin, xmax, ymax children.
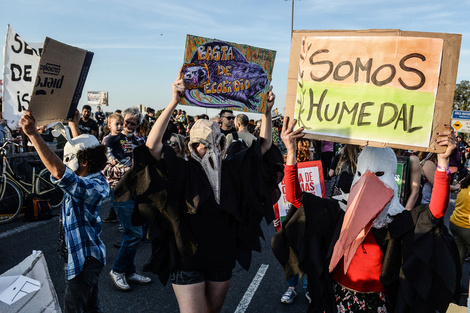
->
<box><xmin>6</xmin><ymin>74</ymin><xmax>469</xmax><ymax>312</ymax></box>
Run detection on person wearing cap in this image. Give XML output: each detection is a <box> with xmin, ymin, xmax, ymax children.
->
<box><xmin>19</xmin><ymin>110</ymin><xmax>110</xmax><ymax>313</ymax></box>
<box><xmin>113</xmin><ymin>76</ymin><xmax>283</xmax><ymax>313</ymax></box>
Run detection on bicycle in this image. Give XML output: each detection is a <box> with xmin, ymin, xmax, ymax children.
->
<box><xmin>0</xmin><ymin>141</ymin><xmax>64</xmax><ymax>224</ymax></box>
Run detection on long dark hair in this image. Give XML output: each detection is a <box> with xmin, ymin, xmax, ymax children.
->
<box><xmin>460</xmin><ymin>173</ymin><xmax>470</xmax><ymax>189</ymax></box>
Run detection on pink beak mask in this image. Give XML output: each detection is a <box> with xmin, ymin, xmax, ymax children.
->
<box><xmin>328</xmin><ymin>147</ymin><xmax>405</xmax><ymax>274</ymax></box>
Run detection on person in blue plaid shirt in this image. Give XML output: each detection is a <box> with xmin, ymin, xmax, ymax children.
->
<box><xmin>20</xmin><ymin>110</ymin><xmax>110</xmax><ymax>313</ymax></box>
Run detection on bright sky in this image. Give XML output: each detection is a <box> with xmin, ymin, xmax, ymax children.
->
<box><xmin>1</xmin><ymin>0</ymin><xmax>469</xmax><ymax>120</ymax></box>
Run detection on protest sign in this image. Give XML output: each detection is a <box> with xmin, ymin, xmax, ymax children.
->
<box><xmin>180</xmin><ymin>34</ymin><xmax>276</xmax><ymax>113</ymax></box>
<box><xmin>285</xmin><ymin>30</ymin><xmax>461</xmax><ymax>152</ymax></box>
<box><xmin>274</xmin><ymin>161</ymin><xmax>325</xmax><ymax>230</ymax></box>
<box><xmin>2</xmin><ymin>25</ymin><xmax>42</xmax><ymax>128</ymax></box>
<box><xmin>87</xmin><ymin>91</ymin><xmax>108</xmax><ymax>106</ymax></box>
<box><xmin>451</xmin><ymin>110</ymin><xmax>470</xmax><ymax>133</ymax></box>
<box><xmin>29</xmin><ymin>37</ymin><xmax>93</xmax><ymax>126</ymax></box>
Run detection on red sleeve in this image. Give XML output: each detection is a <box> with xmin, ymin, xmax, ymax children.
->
<box><xmin>429</xmin><ymin>170</ymin><xmax>450</xmax><ymax>219</ymax></box>
<box><xmin>285</xmin><ymin>164</ymin><xmax>303</xmax><ymax>208</ymax></box>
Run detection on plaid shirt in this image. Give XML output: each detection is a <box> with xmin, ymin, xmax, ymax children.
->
<box><xmin>51</xmin><ymin>167</ymin><xmax>110</xmax><ymax>280</ymax></box>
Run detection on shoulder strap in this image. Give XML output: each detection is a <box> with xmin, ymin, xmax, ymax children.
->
<box><xmin>233</xmin><ymin>131</ymin><xmax>239</xmax><ymax>141</ymax></box>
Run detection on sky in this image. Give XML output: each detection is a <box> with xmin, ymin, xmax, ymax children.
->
<box><xmin>1</xmin><ymin>0</ymin><xmax>470</xmax><ymax>120</ymax></box>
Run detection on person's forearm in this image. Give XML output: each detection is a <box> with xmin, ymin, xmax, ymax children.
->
<box><xmin>146</xmin><ymin>99</ymin><xmax>178</xmax><ymax>160</ymax></box>
<box><xmin>260</xmin><ymin>111</ymin><xmax>272</xmax><ymax>155</ymax></box>
<box><xmin>68</xmin><ymin>122</ymin><xmax>80</xmax><ymax>138</ymax></box>
<box><xmin>28</xmin><ymin>133</ymin><xmax>65</xmax><ymax>179</ymax></box>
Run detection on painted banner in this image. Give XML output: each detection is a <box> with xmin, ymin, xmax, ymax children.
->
<box><xmin>285</xmin><ymin>30</ymin><xmax>461</xmax><ymax>152</ymax></box>
<box><xmin>88</xmin><ymin>91</ymin><xmax>108</xmax><ymax>106</ymax></box>
<box><xmin>2</xmin><ymin>25</ymin><xmax>42</xmax><ymax>128</ymax></box>
<box><xmin>180</xmin><ymin>34</ymin><xmax>276</xmax><ymax>113</ymax></box>
<box><xmin>274</xmin><ymin>161</ymin><xmax>325</xmax><ymax>230</ymax></box>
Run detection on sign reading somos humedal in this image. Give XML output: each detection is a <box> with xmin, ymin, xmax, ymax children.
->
<box><xmin>285</xmin><ymin>30</ymin><xmax>461</xmax><ymax>152</ymax></box>
<box><xmin>180</xmin><ymin>34</ymin><xmax>276</xmax><ymax>114</ymax></box>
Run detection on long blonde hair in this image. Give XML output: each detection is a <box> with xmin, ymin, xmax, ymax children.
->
<box><xmin>297</xmin><ymin>138</ymin><xmax>311</xmax><ymax>162</ymax></box>
<box><xmin>335</xmin><ymin>144</ymin><xmax>359</xmax><ymax>175</ymax></box>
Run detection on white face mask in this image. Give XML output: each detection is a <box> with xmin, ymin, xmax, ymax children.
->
<box><xmin>49</xmin><ymin>122</ymin><xmax>99</xmax><ymax>172</ymax></box>
<box><xmin>350</xmin><ymin>146</ymin><xmax>405</xmax><ymax>228</ymax></box>
<box><xmin>188</xmin><ymin>120</ymin><xmax>226</xmax><ymax>204</ymax></box>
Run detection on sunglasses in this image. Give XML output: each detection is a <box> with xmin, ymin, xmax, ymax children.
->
<box><xmin>223</xmin><ymin>116</ymin><xmax>235</xmax><ymax>120</ymax></box>
<box><xmin>167</xmin><ymin>141</ymin><xmax>178</xmax><ymax>147</ymax></box>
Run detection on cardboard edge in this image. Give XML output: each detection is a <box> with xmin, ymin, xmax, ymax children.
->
<box><xmin>284</xmin><ymin>29</ymin><xmax>462</xmax><ymax>153</ymax></box>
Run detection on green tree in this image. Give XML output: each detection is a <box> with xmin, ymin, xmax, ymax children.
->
<box><xmin>454</xmin><ymin>80</ymin><xmax>470</xmax><ymax>111</ymax></box>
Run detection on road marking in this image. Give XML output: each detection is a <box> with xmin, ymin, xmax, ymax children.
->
<box><xmin>0</xmin><ymin>217</ymin><xmax>57</xmax><ymax>239</ymax></box>
<box><xmin>234</xmin><ymin>264</ymin><xmax>269</xmax><ymax>313</ymax></box>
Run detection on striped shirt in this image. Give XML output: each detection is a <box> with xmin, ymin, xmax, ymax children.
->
<box><xmin>51</xmin><ymin>167</ymin><xmax>110</xmax><ymax>280</ymax></box>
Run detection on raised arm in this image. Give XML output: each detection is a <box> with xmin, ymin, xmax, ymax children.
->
<box><xmin>68</xmin><ymin>109</ymin><xmax>81</xmax><ymax>138</ymax></box>
<box><xmin>404</xmin><ymin>154</ymin><xmax>421</xmax><ymax>210</ymax></box>
<box><xmin>20</xmin><ymin>111</ymin><xmax>65</xmax><ymax>179</ymax></box>
<box><xmin>259</xmin><ymin>86</ymin><xmax>275</xmax><ymax>155</ymax></box>
<box><xmin>281</xmin><ymin>116</ymin><xmax>305</xmax><ymax>207</ymax></box>
<box><xmin>146</xmin><ymin>76</ymin><xmax>185</xmax><ymax>160</ymax></box>
<box><xmin>429</xmin><ymin>125</ymin><xmax>456</xmax><ymax>219</ymax></box>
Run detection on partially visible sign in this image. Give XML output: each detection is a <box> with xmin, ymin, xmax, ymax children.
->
<box><xmin>285</xmin><ymin>29</ymin><xmax>461</xmax><ymax>153</ymax></box>
<box><xmin>395</xmin><ymin>156</ymin><xmax>409</xmax><ymax>206</ymax></box>
<box><xmin>2</xmin><ymin>25</ymin><xmax>42</xmax><ymax>128</ymax></box>
<box><xmin>274</xmin><ymin>161</ymin><xmax>325</xmax><ymax>230</ymax></box>
<box><xmin>87</xmin><ymin>91</ymin><xmax>108</xmax><ymax>106</ymax></box>
<box><xmin>29</xmin><ymin>37</ymin><xmax>93</xmax><ymax>126</ymax></box>
<box><xmin>180</xmin><ymin>34</ymin><xmax>276</xmax><ymax>114</ymax></box>
<box><xmin>451</xmin><ymin>110</ymin><xmax>470</xmax><ymax>133</ymax></box>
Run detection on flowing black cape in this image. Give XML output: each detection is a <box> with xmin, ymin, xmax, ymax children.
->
<box><xmin>271</xmin><ymin>193</ymin><xmax>461</xmax><ymax>313</ymax></box>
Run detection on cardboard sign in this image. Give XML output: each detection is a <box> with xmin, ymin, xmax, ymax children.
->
<box><xmin>285</xmin><ymin>30</ymin><xmax>461</xmax><ymax>153</ymax></box>
<box><xmin>451</xmin><ymin>110</ymin><xmax>470</xmax><ymax>133</ymax></box>
<box><xmin>180</xmin><ymin>34</ymin><xmax>276</xmax><ymax>113</ymax></box>
<box><xmin>29</xmin><ymin>37</ymin><xmax>93</xmax><ymax>126</ymax></box>
<box><xmin>274</xmin><ymin>161</ymin><xmax>325</xmax><ymax>230</ymax></box>
<box><xmin>2</xmin><ymin>25</ymin><xmax>42</xmax><ymax>128</ymax></box>
<box><xmin>87</xmin><ymin>91</ymin><xmax>108</xmax><ymax>106</ymax></box>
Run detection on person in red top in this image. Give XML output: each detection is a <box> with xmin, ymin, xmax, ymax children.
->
<box><xmin>271</xmin><ymin>117</ymin><xmax>461</xmax><ymax>313</ymax></box>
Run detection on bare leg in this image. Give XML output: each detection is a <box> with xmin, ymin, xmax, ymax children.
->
<box><xmin>172</xmin><ymin>282</ymin><xmax>207</xmax><ymax>313</ymax></box>
<box><xmin>205</xmin><ymin>280</ymin><xmax>230</xmax><ymax>313</ymax></box>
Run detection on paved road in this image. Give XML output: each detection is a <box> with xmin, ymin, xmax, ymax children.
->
<box><xmin>1</xmin><ymin>186</ymin><xmax>468</xmax><ymax>312</ymax></box>
<box><xmin>0</xmin><ymin>197</ymin><xmax>310</xmax><ymax>312</ymax></box>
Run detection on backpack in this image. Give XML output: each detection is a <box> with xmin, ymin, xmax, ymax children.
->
<box><xmin>225</xmin><ymin>132</ymin><xmax>249</xmax><ymax>159</ymax></box>
<box><xmin>24</xmin><ymin>193</ymin><xmax>53</xmax><ymax>221</ymax></box>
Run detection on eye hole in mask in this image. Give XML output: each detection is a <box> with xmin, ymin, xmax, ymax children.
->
<box><xmin>375</xmin><ymin>171</ymin><xmax>385</xmax><ymax>177</ymax></box>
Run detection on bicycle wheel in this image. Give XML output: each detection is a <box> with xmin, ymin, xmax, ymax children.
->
<box><xmin>0</xmin><ymin>178</ymin><xmax>23</xmax><ymax>224</ymax></box>
<box><xmin>36</xmin><ymin>168</ymin><xmax>64</xmax><ymax>209</ymax></box>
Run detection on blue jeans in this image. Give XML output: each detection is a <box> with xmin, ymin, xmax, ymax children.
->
<box><xmin>287</xmin><ymin>273</ymin><xmax>308</xmax><ymax>289</ymax></box>
<box><xmin>112</xmin><ymin>199</ymin><xmax>142</xmax><ymax>275</ymax></box>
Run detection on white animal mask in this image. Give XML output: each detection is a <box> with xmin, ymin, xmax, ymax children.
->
<box><xmin>48</xmin><ymin>122</ymin><xmax>100</xmax><ymax>172</ymax></box>
<box><xmin>350</xmin><ymin>146</ymin><xmax>405</xmax><ymax>228</ymax></box>
<box><xmin>188</xmin><ymin>119</ymin><xmax>226</xmax><ymax>204</ymax></box>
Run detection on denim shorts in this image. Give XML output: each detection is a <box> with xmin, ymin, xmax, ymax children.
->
<box><xmin>170</xmin><ymin>269</ymin><xmax>232</xmax><ymax>285</ymax></box>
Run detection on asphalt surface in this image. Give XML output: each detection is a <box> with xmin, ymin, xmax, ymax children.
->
<box><xmin>0</xmin><ymin>182</ymin><xmax>468</xmax><ymax>312</ymax></box>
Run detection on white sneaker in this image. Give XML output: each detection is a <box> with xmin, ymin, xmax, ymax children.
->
<box><xmin>110</xmin><ymin>270</ymin><xmax>130</xmax><ymax>291</ymax></box>
<box><xmin>127</xmin><ymin>272</ymin><xmax>152</xmax><ymax>284</ymax></box>
<box><xmin>281</xmin><ymin>288</ymin><xmax>297</xmax><ymax>304</ymax></box>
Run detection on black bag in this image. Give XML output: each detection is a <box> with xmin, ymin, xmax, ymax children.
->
<box><xmin>225</xmin><ymin>132</ymin><xmax>248</xmax><ymax>159</ymax></box>
<box><xmin>24</xmin><ymin>193</ymin><xmax>53</xmax><ymax>221</ymax></box>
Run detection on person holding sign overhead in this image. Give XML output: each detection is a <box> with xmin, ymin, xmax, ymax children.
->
<box><xmin>272</xmin><ymin>117</ymin><xmax>460</xmax><ymax>312</ymax></box>
<box><xmin>112</xmin><ymin>73</ymin><xmax>283</xmax><ymax>313</ymax></box>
